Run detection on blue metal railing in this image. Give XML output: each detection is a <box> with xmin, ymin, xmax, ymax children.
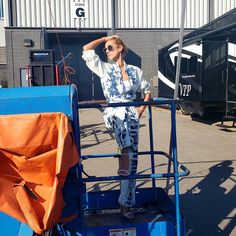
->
<box><xmin>77</xmin><ymin>98</ymin><xmax>189</xmax><ymax>236</ymax></box>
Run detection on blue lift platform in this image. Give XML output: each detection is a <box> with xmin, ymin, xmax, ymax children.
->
<box><xmin>0</xmin><ymin>85</ymin><xmax>189</xmax><ymax>236</ymax></box>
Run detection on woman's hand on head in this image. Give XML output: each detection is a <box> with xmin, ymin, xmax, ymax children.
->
<box><xmin>105</xmin><ymin>35</ymin><xmax>119</xmax><ymax>42</ymax></box>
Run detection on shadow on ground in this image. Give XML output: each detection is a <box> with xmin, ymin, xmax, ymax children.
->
<box><xmin>181</xmin><ymin>160</ymin><xmax>236</xmax><ymax>236</ymax></box>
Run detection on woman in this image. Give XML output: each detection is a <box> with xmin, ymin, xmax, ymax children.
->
<box><xmin>82</xmin><ymin>35</ymin><xmax>151</xmax><ymax>219</ymax></box>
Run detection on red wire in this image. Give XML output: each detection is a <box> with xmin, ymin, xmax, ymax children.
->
<box><xmin>46</xmin><ymin>0</ymin><xmax>75</xmax><ymax>84</ymax></box>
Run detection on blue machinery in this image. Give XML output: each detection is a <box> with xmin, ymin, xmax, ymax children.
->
<box><xmin>0</xmin><ymin>85</ymin><xmax>189</xmax><ymax>236</ymax></box>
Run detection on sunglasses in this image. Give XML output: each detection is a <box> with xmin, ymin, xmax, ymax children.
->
<box><xmin>103</xmin><ymin>44</ymin><xmax>116</xmax><ymax>54</ymax></box>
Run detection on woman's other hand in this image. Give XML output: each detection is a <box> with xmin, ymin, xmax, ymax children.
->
<box><xmin>136</xmin><ymin>107</ymin><xmax>144</xmax><ymax>119</ymax></box>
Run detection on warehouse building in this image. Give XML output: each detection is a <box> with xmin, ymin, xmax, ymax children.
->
<box><xmin>0</xmin><ymin>0</ymin><xmax>235</xmax><ymax>100</ymax></box>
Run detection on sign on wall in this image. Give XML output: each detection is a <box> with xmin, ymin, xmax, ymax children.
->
<box><xmin>71</xmin><ymin>0</ymin><xmax>88</xmax><ymax>19</ymax></box>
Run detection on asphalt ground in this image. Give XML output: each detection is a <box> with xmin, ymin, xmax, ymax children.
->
<box><xmin>78</xmin><ymin>106</ymin><xmax>236</xmax><ymax>236</ymax></box>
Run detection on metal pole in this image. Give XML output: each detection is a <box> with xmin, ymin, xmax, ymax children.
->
<box><xmin>172</xmin><ymin>2</ymin><xmax>186</xmax><ymax>235</ymax></box>
<box><xmin>174</xmin><ymin>0</ymin><xmax>187</xmax><ymax>99</ymax></box>
<box><xmin>109</xmin><ymin>0</ymin><xmax>116</xmax><ymax>35</ymax></box>
<box><xmin>148</xmin><ymin>105</ymin><xmax>156</xmax><ymax>188</ymax></box>
<box><xmin>170</xmin><ymin>102</ymin><xmax>182</xmax><ymax>236</ymax></box>
<box><xmin>168</xmin><ymin>0</ymin><xmax>186</xmax><ymax>191</ymax></box>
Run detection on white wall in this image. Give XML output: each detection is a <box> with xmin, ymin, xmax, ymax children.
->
<box><xmin>0</xmin><ymin>19</ymin><xmax>5</xmax><ymax>46</ymax></box>
<box><xmin>0</xmin><ymin>0</ymin><xmax>9</xmax><ymax>47</ymax></box>
<box><xmin>9</xmin><ymin>0</ymin><xmax>236</xmax><ymax>29</ymax></box>
<box><xmin>214</xmin><ymin>0</ymin><xmax>236</xmax><ymax>17</ymax></box>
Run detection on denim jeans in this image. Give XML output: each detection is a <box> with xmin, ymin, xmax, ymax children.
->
<box><xmin>114</xmin><ymin>112</ymin><xmax>139</xmax><ymax>207</ymax></box>
<box><xmin>118</xmin><ymin>148</ymin><xmax>139</xmax><ymax>207</ymax></box>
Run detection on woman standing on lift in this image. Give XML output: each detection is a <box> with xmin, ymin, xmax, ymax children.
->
<box><xmin>82</xmin><ymin>35</ymin><xmax>151</xmax><ymax>219</ymax></box>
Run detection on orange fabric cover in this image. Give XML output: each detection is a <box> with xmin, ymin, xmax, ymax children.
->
<box><xmin>0</xmin><ymin>112</ymin><xmax>79</xmax><ymax>234</ymax></box>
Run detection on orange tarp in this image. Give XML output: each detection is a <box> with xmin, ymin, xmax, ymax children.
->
<box><xmin>0</xmin><ymin>112</ymin><xmax>79</xmax><ymax>234</ymax></box>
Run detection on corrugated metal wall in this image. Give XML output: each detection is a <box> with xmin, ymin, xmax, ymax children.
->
<box><xmin>12</xmin><ymin>0</ymin><xmax>236</xmax><ymax>29</ymax></box>
<box><xmin>15</xmin><ymin>0</ymin><xmax>112</xmax><ymax>28</ymax></box>
<box><xmin>0</xmin><ymin>0</ymin><xmax>3</xmax><ymax>18</ymax></box>
<box><xmin>117</xmin><ymin>0</ymin><xmax>209</xmax><ymax>28</ymax></box>
<box><xmin>214</xmin><ymin>0</ymin><xmax>236</xmax><ymax>18</ymax></box>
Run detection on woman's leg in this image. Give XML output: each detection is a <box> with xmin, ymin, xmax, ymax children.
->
<box><xmin>111</xmin><ymin>107</ymin><xmax>139</xmax><ymax>211</ymax></box>
<box><xmin>118</xmin><ymin>120</ymin><xmax>139</xmax><ymax>208</ymax></box>
<box><xmin>112</xmin><ymin>107</ymin><xmax>132</xmax><ymax>176</ymax></box>
<box><xmin>118</xmin><ymin>147</ymin><xmax>130</xmax><ymax>176</ymax></box>
<box><xmin>118</xmin><ymin>147</ymin><xmax>138</xmax><ymax>207</ymax></box>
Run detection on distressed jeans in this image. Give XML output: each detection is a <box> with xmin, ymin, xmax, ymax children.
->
<box><xmin>118</xmin><ymin>147</ymin><xmax>139</xmax><ymax>207</ymax></box>
<box><xmin>112</xmin><ymin>107</ymin><xmax>139</xmax><ymax>207</ymax></box>
<box><xmin>104</xmin><ymin>106</ymin><xmax>140</xmax><ymax>207</ymax></box>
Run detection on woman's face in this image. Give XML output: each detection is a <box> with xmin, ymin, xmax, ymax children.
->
<box><xmin>104</xmin><ymin>39</ymin><xmax>123</xmax><ymax>61</ymax></box>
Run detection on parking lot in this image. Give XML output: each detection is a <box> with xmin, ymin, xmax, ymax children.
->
<box><xmin>79</xmin><ymin>106</ymin><xmax>236</xmax><ymax>236</ymax></box>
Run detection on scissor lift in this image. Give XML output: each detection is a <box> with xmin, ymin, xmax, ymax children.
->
<box><xmin>0</xmin><ymin>85</ymin><xmax>189</xmax><ymax>236</ymax></box>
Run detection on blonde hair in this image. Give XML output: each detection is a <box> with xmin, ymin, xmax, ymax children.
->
<box><xmin>113</xmin><ymin>37</ymin><xmax>128</xmax><ymax>55</ymax></box>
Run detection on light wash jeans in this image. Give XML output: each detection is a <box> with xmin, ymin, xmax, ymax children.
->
<box><xmin>111</xmin><ymin>107</ymin><xmax>139</xmax><ymax>207</ymax></box>
<box><xmin>118</xmin><ymin>147</ymin><xmax>138</xmax><ymax>207</ymax></box>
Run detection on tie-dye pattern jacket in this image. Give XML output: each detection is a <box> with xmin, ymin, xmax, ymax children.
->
<box><xmin>82</xmin><ymin>50</ymin><xmax>151</xmax><ymax>130</ymax></box>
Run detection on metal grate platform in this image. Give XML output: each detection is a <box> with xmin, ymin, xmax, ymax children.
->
<box><xmin>85</xmin><ymin>202</ymin><xmax>174</xmax><ymax>228</ymax></box>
